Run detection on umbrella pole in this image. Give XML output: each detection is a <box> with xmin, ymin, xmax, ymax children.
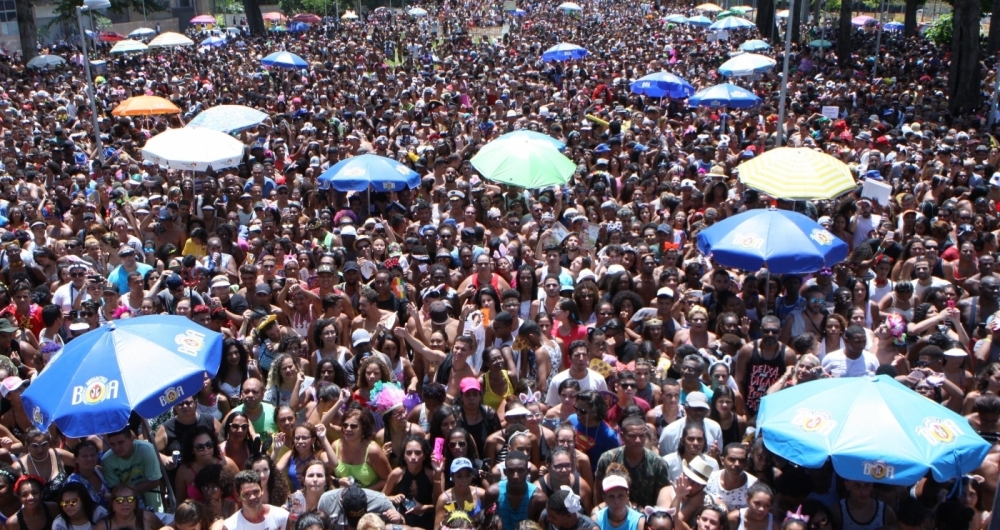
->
<box><xmin>764</xmin><ymin>267</ymin><xmax>771</xmax><ymax>316</ymax></box>
<box><xmin>142</xmin><ymin>417</ymin><xmax>178</xmax><ymax>512</ymax></box>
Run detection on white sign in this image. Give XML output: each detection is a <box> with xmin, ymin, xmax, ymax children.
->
<box><xmin>821</xmin><ymin>106</ymin><xmax>840</xmax><ymax>120</ymax></box>
<box><xmin>861</xmin><ymin>178</ymin><xmax>892</xmax><ymax>206</ymax></box>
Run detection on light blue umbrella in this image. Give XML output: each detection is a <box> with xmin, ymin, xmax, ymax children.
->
<box><xmin>497</xmin><ymin>130</ymin><xmax>566</xmax><ymax>151</ymax></box>
<box><xmin>187</xmin><ymin>104</ymin><xmax>269</xmax><ymax>133</ymax></box>
<box><xmin>885</xmin><ymin>21</ymin><xmax>904</xmax><ymax>31</ymax></box>
<box><xmin>20</xmin><ymin>316</ymin><xmax>223</xmax><ymax>437</ymax></box>
<box><xmin>664</xmin><ymin>14</ymin><xmax>689</xmax><ymax>22</ymax></box>
<box><xmin>318</xmin><ymin>154</ymin><xmax>421</xmax><ymax>192</ymax></box>
<box><xmin>686</xmin><ymin>15</ymin><xmax>713</xmax><ymax>26</ymax></box>
<box><xmin>542</xmin><ymin>43</ymin><xmax>588</xmax><ymax>61</ymax></box>
<box><xmin>199</xmin><ymin>36</ymin><xmax>226</xmax><ymax>47</ymax></box>
<box><xmin>688</xmin><ymin>83</ymin><xmax>762</xmax><ymax>109</ymax></box>
<box><xmin>709</xmin><ymin>16</ymin><xmax>755</xmax><ymax>30</ymax></box>
<box><xmin>719</xmin><ymin>52</ymin><xmax>777</xmax><ymax>77</ymax></box>
<box><xmin>261</xmin><ymin>51</ymin><xmax>309</xmax><ymax>69</ymax></box>
<box><xmin>740</xmin><ymin>39</ymin><xmax>771</xmax><ymax>51</ymax></box>
<box><xmin>630</xmin><ymin>71</ymin><xmax>696</xmax><ymax>98</ymax></box>
<box><xmin>408</xmin><ymin>7</ymin><xmax>428</xmax><ymax>16</ymax></box>
<box><xmin>759</xmin><ymin>374</ymin><xmax>991</xmax><ymax>485</ymax></box>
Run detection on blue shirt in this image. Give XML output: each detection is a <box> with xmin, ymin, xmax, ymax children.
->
<box><xmin>243</xmin><ymin>177</ymin><xmax>277</xmax><ymax>198</ymax></box>
<box><xmin>107</xmin><ymin>262</ymin><xmax>153</xmax><ymax>296</ymax></box>
<box><xmin>569</xmin><ymin>414</ymin><xmax>619</xmax><ymax>473</ymax></box>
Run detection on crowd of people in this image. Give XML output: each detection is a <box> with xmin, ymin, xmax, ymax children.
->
<box><xmin>0</xmin><ymin>0</ymin><xmax>991</xmax><ymax>530</ymax></box>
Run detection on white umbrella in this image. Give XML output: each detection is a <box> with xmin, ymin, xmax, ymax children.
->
<box><xmin>557</xmin><ymin>2</ymin><xmax>583</xmax><ymax>10</ymax></box>
<box><xmin>128</xmin><ymin>27</ymin><xmax>156</xmax><ymax>38</ymax></box>
<box><xmin>148</xmin><ymin>31</ymin><xmax>195</xmax><ymax>48</ymax></box>
<box><xmin>408</xmin><ymin>7</ymin><xmax>428</xmax><ymax>16</ymax></box>
<box><xmin>341</xmin><ymin>10</ymin><xmax>359</xmax><ymax>19</ymax></box>
<box><xmin>110</xmin><ymin>40</ymin><xmax>149</xmax><ymax>54</ymax></box>
<box><xmin>26</xmin><ymin>55</ymin><xmax>65</xmax><ymax>69</ymax></box>
<box><xmin>718</xmin><ymin>53</ymin><xmax>777</xmax><ymax>77</ymax></box>
<box><xmin>141</xmin><ymin>128</ymin><xmax>245</xmax><ymax>171</ymax></box>
<box><xmin>776</xmin><ymin>9</ymin><xmax>789</xmax><ymax>17</ymax></box>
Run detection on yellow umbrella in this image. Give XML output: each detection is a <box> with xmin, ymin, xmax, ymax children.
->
<box><xmin>112</xmin><ymin>95</ymin><xmax>181</xmax><ymax>117</ymax></box>
<box><xmin>695</xmin><ymin>3</ymin><xmax>724</xmax><ymax>11</ymax></box>
<box><xmin>737</xmin><ymin>147</ymin><xmax>856</xmax><ymax>200</ymax></box>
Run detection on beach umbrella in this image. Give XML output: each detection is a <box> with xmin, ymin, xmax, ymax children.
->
<box><xmin>686</xmin><ymin>15</ymin><xmax>713</xmax><ymax>26</ymax></box>
<box><xmin>737</xmin><ymin>147</ymin><xmax>856</xmax><ymax>200</ymax></box>
<box><xmin>776</xmin><ymin>9</ymin><xmax>789</xmax><ymax>17</ymax></box>
<box><xmin>852</xmin><ymin>15</ymin><xmax>876</xmax><ymax>25</ymax></box>
<box><xmin>696</xmin><ymin>208</ymin><xmax>848</xmax><ymax>274</ymax></box>
<box><xmin>716</xmin><ymin>10</ymin><xmax>733</xmax><ymax>18</ymax></box>
<box><xmin>471</xmin><ymin>137</ymin><xmax>576</xmax><ymax>188</ymax></box>
<box><xmin>26</xmin><ymin>55</ymin><xmax>65</xmax><ymax>69</ymax></box>
<box><xmin>731</xmin><ymin>5</ymin><xmax>754</xmax><ymax>13</ymax></box>
<box><xmin>718</xmin><ymin>52</ymin><xmax>777</xmax><ymax>76</ymax></box>
<box><xmin>141</xmin><ymin>128</ymin><xmax>245</xmax><ymax>171</ymax></box>
<box><xmin>98</xmin><ymin>32</ymin><xmax>126</xmax><ymax>42</ymax></box>
<box><xmin>630</xmin><ymin>71</ymin><xmax>696</xmax><ymax>98</ymax></box>
<box><xmin>542</xmin><ymin>43</ymin><xmax>588</xmax><ymax>61</ymax></box>
<box><xmin>110</xmin><ymin>40</ymin><xmax>148</xmax><ymax>54</ymax></box>
<box><xmin>710</xmin><ymin>16</ymin><xmax>755</xmax><ymax>30</ymax></box>
<box><xmin>111</xmin><ymin>95</ymin><xmax>181</xmax><ymax>117</ymax></box>
<box><xmin>688</xmin><ymin>83</ymin><xmax>762</xmax><ymax>109</ymax></box>
<box><xmin>190</xmin><ymin>14</ymin><xmax>216</xmax><ymax>23</ymax></box>
<box><xmin>557</xmin><ymin>2</ymin><xmax>583</xmax><ymax>11</ymax></box>
<box><xmin>288</xmin><ymin>21</ymin><xmax>309</xmax><ymax>32</ymax></box>
<box><xmin>317</xmin><ymin>154</ymin><xmax>421</xmax><ymax>192</ymax></box>
<box><xmin>261</xmin><ymin>51</ymin><xmax>309</xmax><ymax>69</ymax></box>
<box><xmin>292</xmin><ymin>13</ymin><xmax>321</xmax><ymax>23</ymax></box>
<box><xmin>408</xmin><ymin>7</ymin><xmax>428</xmax><ymax>15</ymax></box>
<box><xmin>262</xmin><ymin>11</ymin><xmax>286</xmax><ymax>21</ymax></box>
<box><xmin>149</xmin><ymin>32</ymin><xmax>194</xmax><ymax>47</ymax></box>
<box><xmin>809</xmin><ymin>39</ymin><xmax>833</xmax><ymax>47</ymax></box>
<box><xmin>187</xmin><ymin>105</ymin><xmax>268</xmax><ymax>133</ymax></box>
<box><xmin>758</xmin><ymin>374</ymin><xmax>991</xmax><ymax>485</ymax></box>
<box><xmin>341</xmin><ymin>11</ymin><xmax>359</xmax><ymax>19</ymax></box>
<box><xmin>664</xmin><ymin>14</ymin><xmax>688</xmax><ymax>22</ymax></box>
<box><xmin>497</xmin><ymin>130</ymin><xmax>566</xmax><ymax>151</ymax></box>
<box><xmin>128</xmin><ymin>27</ymin><xmax>156</xmax><ymax>38</ymax></box>
<box><xmin>512</xmin><ymin>9</ymin><xmax>527</xmax><ymax>16</ymax></box>
<box><xmin>20</xmin><ymin>316</ymin><xmax>223</xmax><ymax>437</ymax></box>
<box><xmin>199</xmin><ymin>36</ymin><xmax>226</xmax><ymax>47</ymax></box>
<box><xmin>740</xmin><ymin>39</ymin><xmax>771</xmax><ymax>51</ymax></box>
<box><xmin>885</xmin><ymin>21</ymin><xmax>904</xmax><ymax>31</ymax></box>
<box><xmin>695</xmin><ymin>3</ymin><xmax>723</xmax><ymax>11</ymax></box>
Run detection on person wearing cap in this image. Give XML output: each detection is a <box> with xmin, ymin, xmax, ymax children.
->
<box><xmin>431</xmin><ymin>456</ymin><xmax>488</xmax><ymax>529</ymax></box>
<box><xmin>221</xmin><ymin>470</ymin><xmax>289</xmax><ymax>530</ymax></box>
<box><xmin>488</xmin><ymin>449</ymin><xmax>547</xmax><ymax>530</ymax></box>
<box><xmin>628</xmin><ymin>287</ymin><xmax>678</xmax><ymax>341</ymax></box>
<box><xmin>657</xmin><ymin>391</ymin><xmax>723</xmax><ymax>456</ymax></box>
<box><xmin>455</xmin><ymin>376</ymin><xmax>501</xmax><ymax>454</ymax></box>
<box><xmin>594</xmin><ymin>415</ymin><xmax>669</xmax><ymax>509</ymax></box>
<box><xmin>593</xmin><ymin>473</ymin><xmax>642</xmax><ymax>530</ymax></box>
<box><xmin>106</xmin><ymin>244</ymin><xmax>153</xmax><ymax>297</ymax></box>
<box><xmin>210</xmin><ymin>275</ymin><xmax>250</xmax><ymax>325</ymax></box>
<box><xmin>538</xmin><ymin>484</ymin><xmax>599</xmax><ymax>530</ymax></box>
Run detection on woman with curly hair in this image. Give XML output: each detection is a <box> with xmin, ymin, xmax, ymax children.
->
<box><xmin>174</xmin><ymin>426</ymin><xmax>240</xmax><ymax>504</ymax></box>
<box><xmin>276</xmin><ymin>423</ymin><xmax>337</xmax><ymax>492</ymax></box>
<box><xmin>247</xmin><ymin>454</ymin><xmax>289</xmax><ymax>507</ymax></box>
<box><xmin>168</xmin><ymin>500</ymin><xmax>217</xmax><ymax>530</ymax></box>
<box><xmin>193</xmin><ymin>465</ymin><xmax>236</xmax><ymax>520</ymax></box>
<box><xmin>332</xmin><ymin>404</ymin><xmax>392</xmax><ymax>490</ymax></box>
<box><xmin>262</xmin><ymin>353</ymin><xmax>313</xmax><ymax>413</ymax></box>
<box><xmin>353</xmin><ymin>356</ymin><xmax>394</xmax><ymax>431</ymax></box>
<box><xmin>611</xmin><ymin>291</ymin><xmax>645</xmax><ymax>327</ymax></box>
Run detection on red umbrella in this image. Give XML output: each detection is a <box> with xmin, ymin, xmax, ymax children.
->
<box><xmin>99</xmin><ymin>32</ymin><xmax>126</xmax><ymax>42</ymax></box>
<box><xmin>291</xmin><ymin>13</ymin><xmax>321</xmax><ymax>24</ymax></box>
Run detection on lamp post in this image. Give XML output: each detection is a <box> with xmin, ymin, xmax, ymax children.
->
<box><xmin>77</xmin><ymin>0</ymin><xmax>112</xmax><ymax>166</ymax></box>
<box><xmin>776</xmin><ymin>0</ymin><xmax>794</xmax><ymax>147</ymax></box>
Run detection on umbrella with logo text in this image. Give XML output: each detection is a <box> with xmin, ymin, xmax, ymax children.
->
<box><xmin>20</xmin><ymin>316</ymin><xmax>222</xmax><ymax>437</ymax></box>
<box><xmin>317</xmin><ymin>154</ymin><xmax>421</xmax><ymax>192</ymax></box>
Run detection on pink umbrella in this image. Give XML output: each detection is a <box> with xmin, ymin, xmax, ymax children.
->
<box><xmin>190</xmin><ymin>14</ymin><xmax>216</xmax><ymax>24</ymax></box>
<box><xmin>291</xmin><ymin>13</ymin><xmax>321</xmax><ymax>24</ymax></box>
<box><xmin>262</xmin><ymin>12</ymin><xmax>286</xmax><ymax>21</ymax></box>
<box><xmin>851</xmin><ymin>15</ymin><xmax>876</xmax><ymax>26</ymax></box>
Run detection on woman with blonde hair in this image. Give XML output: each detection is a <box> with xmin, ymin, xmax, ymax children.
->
<box><xmin>766</xmin><ymin>354</ymin><xmax>827</xmax><ymax>394</ymax></box>
<box><xmin>672</xmin><ymin>306</ymin><xmax>716</xmax><ymax>350</ymax></box>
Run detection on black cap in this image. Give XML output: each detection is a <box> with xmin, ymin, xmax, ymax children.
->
<box><xmin>341</xmin><ymin>484</ymin><xmax>368</xmax><ymax>526</ymax></box>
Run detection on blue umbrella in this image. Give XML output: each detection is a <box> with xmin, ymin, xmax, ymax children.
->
<box><xmin>719</xmin><ymin>52</ymin><xmax>777</xmax><ymax>76</ymax></box>
<box><xmin>740</xmin><ymin>39</ymin><xmax>771</xmax><ymax>51</ymax></box>
<box><xmin>261</xmin><ymin>51</ymin><xmax>309</xmax><ymax>69</ymax></box>
<box><xmin>199</xmin><ymin>36</ymin><xmax>226</xmax><ymax>47</ymax></box>
<box><xmin>187</xmin><ymin>104</ymin><xmax>269</xmax><ymax>133</ymax></box>
<box><xmin>542</xmin><ymin>43</ymin><xmax>588</xmax><ymax>61</ymax></box>
<box><xmin>497</xmin><ymin>130</ymin><xmax>566</xmax><ymax>151</ymax></box>
<box><xmin>709</xmin><ymin>16</ymin><xmax>755</xmax><ymax>30</ymax></box>
<box><xmin>688</xmin><ymin>82</ymin><xmax>762</xmax><ymax>109</ymax></box>
<box><xmin>318</xmin><ymin>154</ymin><xmax>421</xmax><ymax>192</ymax></box>
<box><xmin>21</xmin><ymin>316</ymin><xmax>223</xmax><ymax>437</ymax></box>
<box><xmin>288</xmin><ymin>21</ymin><xmax>309</xmax><ymax>31</ymax></box>
<box><xmin>696</xmin><ymin>208</ymin><xmax>848</xmax><ymax>273</ymax></box>
<box><xmin>759</xmin><ymin>374</ymin><xmax>991</xmax><ymax>485</ymax></box>
<box><xmin>630</xmin><ymin>71</ymin><xmax>696</xmax><ymax>98</ymax></box>
<box><xmin>686</xmin><ymin>15</ymin><xmax>713</xmax><ymax>26</ymax></box>
<box><xmin>664</xmin><ymin>14</ymin><xmax>688</xmax><ymax>22</ymax></box>
<box><xmin>885</xmin><ymin>21</ymin><xmax>904</xmax><ymax>31</ymax></box>
<box><xmin>512</xmin><ymin>9</ymin><xmax>527</xmax><ymax>15</ymax></box>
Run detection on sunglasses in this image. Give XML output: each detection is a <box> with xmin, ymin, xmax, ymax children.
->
<box><xmin>449</xmin><ymin>441</ymin><xmax>467</xmax><ymax>448</ymax></box>
<box><xmin>114</xmin><ymin>496</ymin><xmax>135</xmax><ymax>504</ymax></box>
<box><xmin>30</xmin><ymin>441</ymin><xmax>49</xmax><ymax>449</ymax></box>
<box><xmin>229</xmin><ymin>424</ymin><xmax>248</xmax><ymax>430</ymax></box>
<box><xmin>574</xmin><ymin>406</ymin><xmax>590</xmax><ymax>415</ymax></box>
<box><xmin>619</xmin><ymin>383</ymin><xmax>637</xmax><ymax>389</ymax></box>
<box><xmin>194</xmin><ymin>442</ymin><xmax>215</xmax><ymax>451</ymax></box>
<box><xmin>59</xmin><ymin>499</ymin><xmax>79</xmax><ymax>508</ymax></box>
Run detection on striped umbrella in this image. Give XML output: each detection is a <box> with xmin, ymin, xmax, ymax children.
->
<box><xmin>737</xmin><ymin>147</ymin><xmax>856</xmax><ymax>200</ymax></box>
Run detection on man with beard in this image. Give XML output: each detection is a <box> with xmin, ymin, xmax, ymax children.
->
<box><xmin>913</xmin><ymin>258</ymin><xmax>950</xmax><ymax>299</ymax></box>
<box><xmin>735</xmin><ymin>315</ymin><xmax>796</xmax><ymax>418</ymax></box>
<box><xmin>351</xmin><ymin>286</ymin><xmax>395</xmax><ymax>334</ymax></box>
<box><xmin>779</xmin><ymin>285</ymin><xmax>827</xmax><ymax>346</ymax></box>
<box><xmin>821</xmin><ymin>325</ymin><xmax>879</xmax><ymax>377</ymax></box>
<box><xmin>335</xmin><ymin>261</ymin><xmax>363</xmax><ymax>312</ymax></box>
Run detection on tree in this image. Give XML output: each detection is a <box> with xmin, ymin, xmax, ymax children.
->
<box><xmin>46</xmin><ymin>0</ymin><xmax>166</xmax><ymax>38</ymax></box>
<box><xmin>243</xmin><ymin>0</ymin><xmax>267</xmax><ymax>36</ymax></box>
<box><xmin>837</xmin><ymin>0</ymin><xmax>852</xmax><ymax>66</ymax></box>
<box><xmin>14</xmin><ymin>0</ymin><xmax>38</xmax><ymax>62</ymax></box>
<box><xmin>948</xmin><ymin>0</ymin><xmax>982</xmax><ymax>115</ymax></box>
<box><xmin>989</xmin><ymin>0</ymin><xmax>1000</xmax><ymax>52</ymax></box>
<box><xmin>903</xmin><ymin>0</ymin><xmax>921</xmax><ymax>37</ymax></box>
<box><xmin>757</xmin><ymin>0</ymin><xmax>777</xmax><ymax>41</ymax></box>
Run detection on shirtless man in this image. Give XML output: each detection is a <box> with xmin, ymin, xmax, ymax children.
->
<box><xmin>351</xmin><ymin>286</ymin><xmax>395</xmax><ymax>335</ymax></box>
<box><xmin>394</xmin><ymin>328</ymin><xmax>477</xmax><ymax>398</ymax></box>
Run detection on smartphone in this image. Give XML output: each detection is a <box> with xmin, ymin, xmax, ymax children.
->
<box><xmin>401</xmin><ymin>498</ymin><xmax>417</xmax><ymax>512</ymax></box>
<box><xmin>947</xmin><ymin>299</ymin><xmax>955</xmax><ymax>310</ymax></box>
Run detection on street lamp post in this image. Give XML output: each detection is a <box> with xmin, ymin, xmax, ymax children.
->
<box><xmin>776</xmin><ymin>0</ymin><xmax>794</xmax><ymax>147</ymax></box>
<box><xmin>77</xmin><ymin>0</ymin><xmax>112</xmax><ymax>166</ymax></box>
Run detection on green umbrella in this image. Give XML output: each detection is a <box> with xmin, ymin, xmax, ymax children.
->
<box><xmin>809</xmin><ymin>39</ymin><xmax>832</xmax><ymax>47</ymax></box>
<box><xmin>731</xmin><ymin>5</ymin><xmax>752</xmax><ymax>13</ymax></box>
<box><xmin>716</xmin><ymin>10</ymin><xmax>733</xmax><ymax>18</ymax></box>
<box><xmin>471</xmin><ymin>137</ymin><xmax>577</xmax><ymax>188</ymax></box>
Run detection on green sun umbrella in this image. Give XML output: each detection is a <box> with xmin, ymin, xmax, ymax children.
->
<box><xmin>809</xmin><ymin>39</ymin><xmax>832</xmax><ymax>48</ymax></box>
<box><xmin>731</xmin><ymin>5</ymin><xmax>753</xmax><ymax>13</ymax></box>
<box><xmin>716</xmin><ymin>10</ymin><xmax>733</xmax><ymax>18</ymax></box>
<box><xmin>471</xmin><ymin>136</ymin><xmax>577</xmax><ymax>189</ymax></box>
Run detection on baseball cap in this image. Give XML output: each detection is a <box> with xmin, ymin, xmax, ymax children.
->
<box><xmin>210</xmin><ymin>276</ymin><xmax>231</xmax><ymax>289</ymax></box>
<box><xmin>460</xmin><ymin>377</ymin><xmax>481</xmax><ymax>394</ymax></box>
<box><xmin>340</xmin><ymin>484</ymin><xmax>369</xmax><ymax>527</ymax></box>
<box><xmin>450</xmin><ymin>457</ymin><xmax>474</xmax><ymax>473</ymax></box>
<box><xmin>602</xmin><ymin>475</ymin><xmax>629</xmax><ymax>492</ymax></box>
<box><xmin>343</xmin><ymin>261</ymin><xmax>360</xmax><ymax>273</ymax></box>
<box><xmin>0</xmin><ymin>376</ymin><xmax>26</xmax><ymax>398</ymax></box>
<box><xmin>685</xmin><ymin>391</ymin><xmax>710</xmax><ymax>409</ymax></box>
<box><xmin>351</xmin><ymin>329</ymin><xmax>371</xmax><ymax>347</ymax></box>
<box><xmin>255</xmin><ymin>283</ymin><xmax>271</xmax><ymax>295</ymax></box>
<box><xmin>656</xmin><ymin>287</ymin><xmax>675</xmax><ymax>299</ymax></box>
<box><xmin>165</xmin><ymin>274</ymin><xmax>184</xmax><ymax>290</ymax></box>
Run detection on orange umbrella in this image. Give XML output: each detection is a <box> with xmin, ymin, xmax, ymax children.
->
<box><xmin>112</xmin><ymin>96</ymin><xmax>181</xmax><ymax>117</ymax></box>
<box><xmin>262</xmin><ymin>12</ymin><xmax>286</xmax><ymax>21</ymax></box>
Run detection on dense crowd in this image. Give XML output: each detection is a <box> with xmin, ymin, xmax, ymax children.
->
<box><xmin>0</xmin><ymin>1</ymin><xmax>991</xmax><ymax>530</ymax></box>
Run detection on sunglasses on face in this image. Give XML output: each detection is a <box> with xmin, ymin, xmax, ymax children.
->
<box><xmin>194</xmin><ymin>442</ymin><xmax>215</xmax><ymax>451</ymax></box>
<box><xmin>59</xmin><ymin>499</ymin><xmax>79</xmax><ymax>508</ymax></box>
<box><xmin>114</xmin><ymin>496</ymin><xmax>135</xmax><ymax>504</ymax></box>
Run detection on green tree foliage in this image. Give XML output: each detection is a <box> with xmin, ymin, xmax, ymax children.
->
<box><xmin>46</xmin><ymin>0</ymin><xmax>168</xmax><ymax>35</ymax></box>
<box><xmin>925</xmin><ymin>11</ymin><xmax>953</xmax><ymax>44</ymax></box>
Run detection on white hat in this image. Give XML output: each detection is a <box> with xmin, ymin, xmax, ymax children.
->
<box><xmin>657</xmin><ymin>287</ymin><xmax>675</xmax><ymax>299</ymax></box>
<box><xmin>685</xmin><ymin>391</ymin><xmax>710</xmax><ymax>409</ymax></box>
<box><xmin>351</xmin><ymin>329</ymin><xmax>371</xmax><ymax>347</ymax></box>
<box><xmin>682</xmin><ymin>455</ymin><xmax>714</xmax><ymax>485</ymax></box>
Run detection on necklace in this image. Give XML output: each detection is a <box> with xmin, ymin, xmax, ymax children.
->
<box><xmin>27</xmin><ymin>451</ymin><xmax>50</xmax><ymax>477</ymax></box>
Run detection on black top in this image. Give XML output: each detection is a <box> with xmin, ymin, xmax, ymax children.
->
<box><xmin>17</xmin><ymin>504</ymin><xmax>54</xmax><ymax>530</ymax></box>
<box><xmin>395</xmin><ymin>467</ymin><xmax>435</xmax><ymax>529</ymax></box>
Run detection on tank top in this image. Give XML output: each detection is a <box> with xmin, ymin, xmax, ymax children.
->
<box><xmin>197</xmin><ymin>395</ymin><xmax>223</xmax><ymax>421</ymax></box>
<box><xmin>333</xmin><ymin>441</ymin><xmax>379</xmax><ymax>488</ymax></box>
<box><xmin>596</xmin><ymin>507</ymin><xmax>642</xmax><ymax>530</ymax></box>
<box><xmin>396</xmin><ymin>468</ymin><xmax>435</xmax><ymax>529</ymax></box>
<box><xmin>164</xmin><ymin>415</ymin><xmax>218</xmax><ymax>456</ymax></box>
<box><xmin>719</xmin><ymin>415</ymin><xmax>741</xmax><ymax>448</ymax></box>
<box><xmin>483</xmin><ymin>371</ymin><xmax>512</xmax><ymax>410</ymax></box>
<box><xmin>838</xmin><ymin>500</ymin><xmax>886</xmax><ymax>530</ymax></box>
<box><xmin>737</xmin><ymin>508</ymin><xmax>775</xmax><ymax>530</ymax></box>
<box><xmin>538</xmin><ymin>473</ymin><xmax>580</xmax><ymax>498</ymax></box>
<box><xmin>497</xmin><ymin>480</ymin><xmax>537</xmax><ymax>530</ymax></box>
<box><xmin>291</xmin><ymin>306</ymin><xmax>313</xmax><ymax>339</ymax></box>
<box><xmin>17</xmin><ymin>504</ymin><xmax>54</xmax><ymax>530</ymax></box>
<box><xmin>742</xmin><ymin>340</ymin><xmax>787</xmax><ymax>417</ymax></box>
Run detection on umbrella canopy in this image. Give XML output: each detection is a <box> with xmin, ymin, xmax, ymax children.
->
<box><xmin>98</xmin><ymin>32</ymin><xmax>126</xmax><ymax>42</ymax></box>
<box><xmin>128</xmin><ymin>27</ymin><xmax>156</xmax><ymax>38</ymax></box>
<box><xmin>20</xmin><ymin>316</ymin><xmax>222</xmax><ymax>437</ymax></box>
<box><xmin>26</xmin><ymin>55</ymin><xmax>65</xmax><ymax>69</ymax></box>
<box><xmin>852</xmin><ymin>15</ymin><xmax>876</xmax><ymax>25</ymax></box>
<box><xmin>262</xmin><ymin>11</ymin><xmax>286</xmax><ymax>20</ymax></box>
<box><xmin>731</xmin><ymin>5</ymin><xmax>754</xmax><ymax>13</ymax></box>
<box><xmin>292</xmin><ymin>13</ymin><xmax>321</xmax><ymax>23</ymax></box>
<box><xmin>685</xmin><ymin>15</ymin><xmax>713</xmax><ymax>26</ymax></box>
<box><xmin>738</xmin><ymin>147</ymin><xmax>856</xmax><ymax>200</ymax></box>
<box><xmin>630</xmin><ymin>71</ymin><xmax>695</xmax><ymax>98</ymax></box>
<box><xmin>148</xmin><ymin>31</ymin><xmax>194</xmax><ymax>47</ymax></box>
<box><xmin>542</xmin><ymin>43</ymin><xmax>588</xmax><ymax>61</ymax></box>
<box><xmin>709</xmin><ymin>16</ymin><xmax>754</xmax><ymax>30</ymax></box>
<box><xmin>776</xmin><ymin>9</ymin><xmax>789</xmax><ymax>17</ymax></box>
<box><xmin>688</xmin><ymin>83</ymin><xmax>762</xmax><ymax>109</ymax></box>
<box><xmin>557</xmin><ymin>2</ymin><xmax>583</xmax><ymax>10</ymax></box>
<box><xmin>288</xmin><ymin>21</ymin><xmax>309</xmax><ymax>32</ymax></box>
<box><xmin>190</xmin><ymin>14</ymin><xmax>216</xmax><ymax>23</ymax></box>
<box><xmin>696</xmin><ymin>208</ymin><xmax>849</xmax><ymax>273</ymax></box>
<box><xmin>408</xmin><ymin>7</ymin><xmax>428</xmax><ymax>15</ymax></box>
<box><xmin>664</xmin><ymin>14</ymin><xmax>688</xmax><ymax>22</ymax></box>
<box><xmin>111</xmin><ymin>95</ymin><xmax>181</xmax><ymax>117</ymax></box>
<box><xmin>740</xmin><ymin>39</ymin><xmax>771</xmax><ymax>51</ymax></box>
<box><xmin>695</xmin><ymin>2</ymin><xmax>723</xmax><ymax>11</ymax></box>
<box><xmin>716</xmin><ymin>10</ymin><xmax>733</xmax><ymax>18</ymax></box>
<box><xmin>718</xmin><ymin>52</ymin><xmax>777</xmax><ymax>76</ymax></box>
<box><xmin>200</xmin><ymin>36</ymin><xmax>226</xmax><ymax>47</ymax></box>
<box><xmin>261</xmin><ymin>51</ymin><xmax>309</xmax><ymax>69</ymax></box>
<box><xmin>885</xmin><ymin>21</ymin><xmax>904</xmax><ymax>30</ymax></box>
<box><xmin>809</xmin><ymin>39</ymin><xmax>833</xmax><ymax>47</ymax></box>
<box><xmin>471</xmin><ymin>137</ymin><xmax>576</xmax><ymax>188</ymax></box>
<box><xmin>497</xmin><ymin>130</ymin><xmax>566</xmax><ymax>151</ymax></box>
<box><xmin>341</xmin><ymin>11</ymin><xmax>359</xmax><ymax>19</ymax></box>
<box><xmin>141</xmin><ymin>128</ymin><xmax>245</xmax><ymax>171</ymax></box>
<box><xmin>317</xmin><ymin>154</ymin><xmax>421</xmax><ymax>192</ymax></box>
<box><xmin>758</xmin><ymin>374</ymin><xmax>991</xmax><ymax>485</ymax></box>
<box><xmin>187</xmin><ymin>104</ymin><xmax>268</xmax><ymax>133</ymax></box>
<box><xmin>512</xmin><ymin>9</ymin><xmax>527</xmax><ymax>15</ymax></box>
<box><xmin>110</xmin><ymin>39</ymin><xmax>148</xmax><ymax>54</ymax></box>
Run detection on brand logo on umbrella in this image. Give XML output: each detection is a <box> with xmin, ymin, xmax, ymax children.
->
<box><xmin>384</xmin><ymin>182</ymin><xmax>396</xmax><ymax>191</ymax></box>
<box><xmin>792</xmin><ymin>409</ymin><xmax>836</xmax><ymax>435</ymax></box>
<box><xmin>916</xmin><ymin>417</ymin><xmax>961</xmax><ymax>446</ymax></box>
<box><xmin>175</xmin><ymin>329</ymin><xmax>207</xmax><ymax>357</ymax></box>
<box><xmin>342</xmin><ymin>167</ymin><xmax>366</xmax><ymax>177</ymax></box>
<box><xmin>31</xmin><ymin>406</ymin><xmax>43</xmax><ymax>427</ymax></box>
<box><xmin>159</xmin><ymin>386</ymin><xmax>185</xmax><ymax>406</ymax></box>
<box><xmin>863</xmin><ymin>460</ymin><xmax>895</xmax><ymax>480</ymax></box>
<box><xmin>731</xmin><ymin>232</ymin><xmax>763</xmax><ymax>249</ymax></box>
<box><xmin>395</xmin><ymin>166</ymin><xmax>411</xmax><ymax>176</ymax></box>
<box><xmin>810</xmin><ymin>229</ymin><xmax>834</xmax><ymax>246</ymax></box>
<box><xmin>72</xmin><ymin>376</ymin><xmax>119</xmax><ymax>406</ymax></box>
